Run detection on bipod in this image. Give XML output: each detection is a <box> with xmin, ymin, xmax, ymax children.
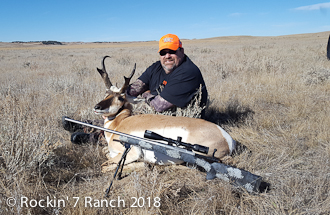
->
<box><xmin>104</xmin><ymin>142</ymin><xmax>131</xmax><ymax>198</ymax></box>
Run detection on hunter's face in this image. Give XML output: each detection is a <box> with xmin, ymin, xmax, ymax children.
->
<box><xmin>160</xmin><ymin>48</ymin><xmax>184</xmax><ymax>74</ymax></box>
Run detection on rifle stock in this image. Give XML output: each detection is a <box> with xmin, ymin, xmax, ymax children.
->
<box><xmin>119</xmin><ymin>135</ymin><xmax>262</xmax><ymax>193</ymax></box>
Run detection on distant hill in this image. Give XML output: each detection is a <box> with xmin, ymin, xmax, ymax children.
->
<box><xmin>12</xmin><ymin>40</ymin><xmax>63</xmax><ymax>45</ymax></box>
<box><xmin>42</xmin><ymin>41</ymin><xmax>63</xmax><ymax>45</ymax></box>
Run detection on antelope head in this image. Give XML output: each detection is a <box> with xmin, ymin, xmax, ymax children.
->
<box><xmin>93</xmin><ymin>56</ymin><xmax>136</xmax><ymax>118</ymax></box>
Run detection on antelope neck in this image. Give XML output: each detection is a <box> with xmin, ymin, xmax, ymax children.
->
<box><xmin>107</xmin><ymin>106</ymin><xmax>125</xmax><ymax>121</ymax></box>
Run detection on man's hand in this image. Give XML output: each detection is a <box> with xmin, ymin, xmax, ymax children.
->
<box><xmin>127</xmin><ymin>79</ymin><xmax>148</xmax><ymax>97</ymax></box>
<box><xmin>141</xmin><ymin>91</ymin><xmax>175</xmax><ymax>112</ymax></box>
<box><xmin>142</xmin><ymin>90</ymin><xmax>155</xmax><ymax>104</ymax></box>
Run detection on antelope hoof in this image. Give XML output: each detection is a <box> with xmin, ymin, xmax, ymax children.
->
<box><xmin>101</xmin><ymin>160</ymin><xmax>115</xmax><ymax>167</ymax></box>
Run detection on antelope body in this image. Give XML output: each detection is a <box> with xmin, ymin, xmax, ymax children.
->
<box><xmin>94</xmin><ymin>56</ymin><xmax>236</xmax><ymax>170</ymax></box>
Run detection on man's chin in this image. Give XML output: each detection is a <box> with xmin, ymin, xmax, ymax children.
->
<box><xmin>162</xmin><ymin>65</ymin><xmax>175</xmax><ymax>73</ymax></box>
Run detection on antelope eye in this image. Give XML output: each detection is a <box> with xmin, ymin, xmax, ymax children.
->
<box><xmin>118</xmin><ymin>97</ymin><xmax>125</xmax><ymax>102</ymax></box>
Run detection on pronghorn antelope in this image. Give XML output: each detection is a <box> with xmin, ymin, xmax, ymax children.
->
<box><xmin>94</xmin><ymin>56</ymin><xmax>236</xmax><ymax>171</ymax></box>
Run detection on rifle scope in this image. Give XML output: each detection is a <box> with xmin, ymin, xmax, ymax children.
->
<box><xmin>144</xmin><ymin>130</ymin><xmax>209</xmax><ymax>154</ymax></box>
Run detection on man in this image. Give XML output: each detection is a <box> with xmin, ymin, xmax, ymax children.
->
<box><xmin>64</xmin><ymin>34</ymin><xmax>208</xmax><ymax>144</ymax></box>
<box><xmin>128</xmin><ymin>33</ymin><xmax>208</xmax><ymax>113</ymax></box>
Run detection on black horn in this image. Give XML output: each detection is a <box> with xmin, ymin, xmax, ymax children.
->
<box><xmin>119</xmin><ymin>63</ymin><xmax>136</xmax><ymax>94</ymax></box>
<box><xmin>97</xmin><ymin>56</ymin><xmax>113</xmax><ymax>90</ymax></box>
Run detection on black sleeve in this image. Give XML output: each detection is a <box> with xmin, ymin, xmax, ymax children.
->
<box><xmin>138</xmin><ymin>62</ymin><xmax>158</xmax><ymax>86</ymax></box>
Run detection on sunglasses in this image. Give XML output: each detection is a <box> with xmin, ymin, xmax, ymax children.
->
<box><xmin>159</xmin><ymin>49</ymin><xmax>177</xmax><ymax>56</ymax></box>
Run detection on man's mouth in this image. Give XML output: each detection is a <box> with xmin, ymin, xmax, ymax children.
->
<box><xmin>165</xmin><ymin>60</ymin><xmax>173</xmax><ymax>64</ymax></box>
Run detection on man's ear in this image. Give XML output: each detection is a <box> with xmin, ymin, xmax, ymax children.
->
<box><xmin>180</xmin><ymin>47</ymin><xmax>185</xmax><ymax>55</ymax></box>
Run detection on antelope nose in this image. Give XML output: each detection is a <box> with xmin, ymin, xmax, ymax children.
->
<box><xmin>94</xmin><ymin>104</ymin><xmax>100</xmax><ymax>110</ymax></box>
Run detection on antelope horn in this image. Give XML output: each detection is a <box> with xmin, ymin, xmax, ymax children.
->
<box><xmin>120</xmin><ymin>63</ymin><xmax>136</xmax><ymax>94</ymax></box>
<box><xmin>97</xmin><ymin>56</ymin><xmax>113</xmax><ymax>90</ymax></box>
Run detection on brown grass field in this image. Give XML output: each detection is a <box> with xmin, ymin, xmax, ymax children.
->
<box><xmin>0</xmin><ymin>31</ymin><xmax>330</xmax><ymax>214</ymax></box>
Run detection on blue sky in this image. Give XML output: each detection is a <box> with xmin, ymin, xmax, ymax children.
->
<box><xmin>0</xmin><ymin>0</ymin><xmax>329</xmax><ymax>42</ymax></box>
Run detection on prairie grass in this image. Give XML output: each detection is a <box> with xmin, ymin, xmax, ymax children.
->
<box><xmin>0</xmin><ymin>31</ymin><xmax>329</xmax><ymax>214</ymax></box>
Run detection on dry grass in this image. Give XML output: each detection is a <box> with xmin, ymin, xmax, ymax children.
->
<box><xmin>0</xmin><ymin>31</ymin><xmax>330</xmax><ymax>214</ymax></box>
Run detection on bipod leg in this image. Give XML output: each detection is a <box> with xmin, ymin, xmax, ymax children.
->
<box><xmin>104</xmin><ymin>143</ymin><xmax>131</xmax><ymax>198</ymax></box>
<box><xmin>117</xmin><ymin>143</ymin><xmax>130</xmax><ymax>180</ymax></box>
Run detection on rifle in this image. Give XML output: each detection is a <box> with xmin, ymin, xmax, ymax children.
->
<box><xmin>64</xmin><ymin>117</ymin><xmax>262</xmax><ymax>196</ymax></box>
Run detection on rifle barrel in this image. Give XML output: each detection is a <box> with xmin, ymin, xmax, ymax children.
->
<box><xmin>64</xmin><ymin>117</ymin><xmax>195</xmax><ymax>155</ymax></box>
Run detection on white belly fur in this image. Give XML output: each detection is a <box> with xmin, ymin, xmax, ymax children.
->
<box><xmin>217</xmin><ymin>125</ymin><xmax>236</xmax><ymax>154</ymax></box>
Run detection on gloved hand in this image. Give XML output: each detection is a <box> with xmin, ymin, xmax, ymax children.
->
<box><xmin>142</xmin><ymin>90</ymin><xmax>155</xmax><ymax>104</ymax></box>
